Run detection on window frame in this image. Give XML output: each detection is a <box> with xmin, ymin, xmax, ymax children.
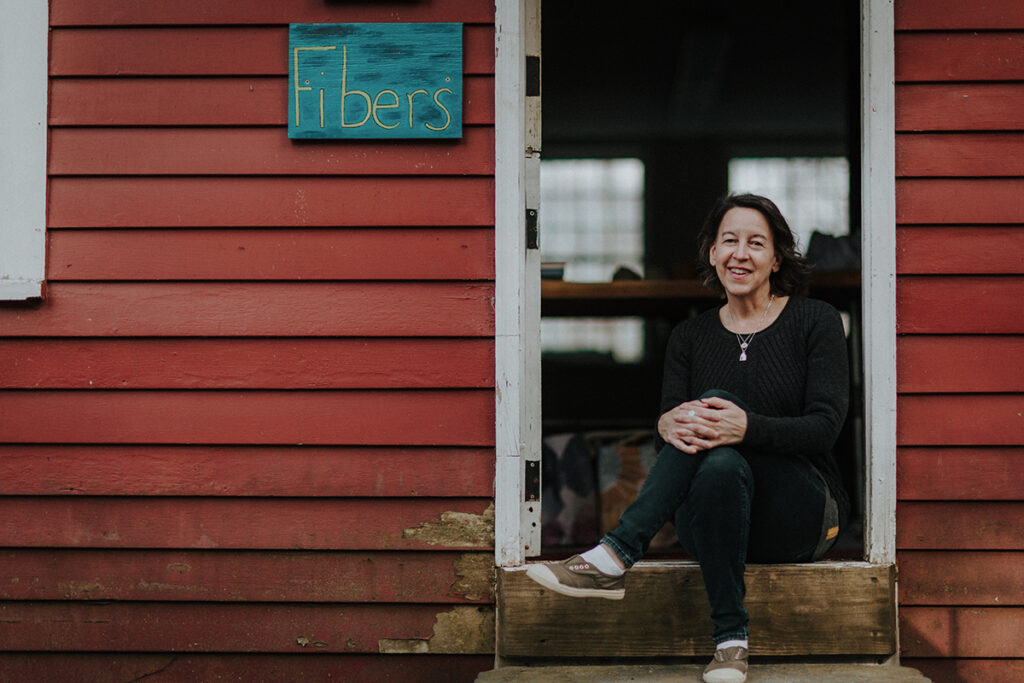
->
<box><xmin>0</xmin><ymin>0</ymin><xmax>49</xmax><ymax>301</ymax></box>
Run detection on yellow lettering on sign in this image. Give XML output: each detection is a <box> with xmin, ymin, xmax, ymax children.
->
<box><xmin>425</xmin><ymin>88</ymin><xmax>454</xmax><ymax>131</ymax></box>
<box><xmin>341</xmin><ymin>45</ymin><xmax>372</xmax><ymax>128</ymax></box>
<box><xmin>292</xmin><ymin>45</ymin><xmax>336</xmax><ymax>127</ymax></box>
<box><xmin>406</xmin><ymin>89</ymin><xmax>429</xmax><ymax>129</ymax></box>
<box><xmin>372</xmin><ymin>89</ymin><xmax>401</xmax><ymax>130</ymax></box>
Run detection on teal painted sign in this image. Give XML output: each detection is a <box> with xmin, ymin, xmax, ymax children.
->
<box><xmin>289</xmin><ymin>23</ymin><xmax>462</xmax><ymax>139</ymax></box>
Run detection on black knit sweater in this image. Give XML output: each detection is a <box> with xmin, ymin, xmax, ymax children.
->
<box><xmin>659</xmin><ymin>296</ymin><xmax>851</xmax><ymax>526</ymax></box>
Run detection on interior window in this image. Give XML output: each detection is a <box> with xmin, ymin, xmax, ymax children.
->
<box><xmin>728</xmin><ymin>157</ymin><xmax>850</xmax><ymax>251</ymax></box>
<box><xmin>540</xmin><ymin>158</ymin><xmax>646</xmax><ymax>363</ymax></box>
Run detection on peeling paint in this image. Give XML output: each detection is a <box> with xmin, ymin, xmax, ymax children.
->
<box><xmin>380</xmin><ymin>638</ymin><xmax>429</xmax><ymax>654</ymax></box>
<box><xmin>378</xmin><ymin>605</ymin><xmax>494</xmax><ymax>654</ymax></box>
<box><xmin>136</xmin><ymin>580</ymin><xmax>208</xmax><ymax>595</ymax></box>
<box><xmin>452</xmin><ymin>553</ymin><xmax>495</xmax><ymax>601</ymax></box>
<box><xmin>402</xmin><ymin>503</ymin><xmax>494</xmax><ymax>548</ymax></box>
<box><xmin>59</xmin><ymin>582</ymin><xmax>103</xmax><ymax>599</ymax></box>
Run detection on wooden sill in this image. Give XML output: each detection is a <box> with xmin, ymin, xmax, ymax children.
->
<box><xmin>497</xmin><ymin>560</ymin><xmax>895</xmax><ymax>658</ymax></box>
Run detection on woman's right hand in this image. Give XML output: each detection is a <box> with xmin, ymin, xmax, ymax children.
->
<box><xmin>658</xmin><ymin>400</ymin><xmax>720</xmax><ymax>454</ymax></box>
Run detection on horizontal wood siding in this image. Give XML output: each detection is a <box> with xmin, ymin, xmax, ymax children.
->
<box><xmin>0</xmin><ymin>1</ymin><xmax>496</xmax><ymax>680</ymax></box>
<box><xmin>895</xmin><ymin>2</ymin><xmax>1024</xmax><ymax>678</ymax></box>
<box><xmin>0</xmin><ymin>654</ymin><xmax>495</xmax><ymax>683</ymax></box>
<box><xmin>49</xmin><ymin>76</ymin><xmax>495</xmax><ymax>127</ymax></box>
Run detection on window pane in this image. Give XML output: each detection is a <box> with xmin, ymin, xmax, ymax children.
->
<box><xmin>540</xmin><ymin>159</ymin><xmax>646</xmax><ymax>362</ymax></box>
<box><xmin>727</xmin><ymin>157</ymin><xmax>849</xmax><ymax>252</ymax></box>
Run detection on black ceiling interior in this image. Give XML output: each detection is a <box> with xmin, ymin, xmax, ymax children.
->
<box><xmin>542</xmin><ymin>0</ymin><xmax>858</xmax><ymax>148</ymax></box>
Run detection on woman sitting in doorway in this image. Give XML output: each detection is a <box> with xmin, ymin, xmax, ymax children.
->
<box><xmin>526</xmin><ymin>194</ymin><xmax>850</xmax><ymax>683</ymax></box>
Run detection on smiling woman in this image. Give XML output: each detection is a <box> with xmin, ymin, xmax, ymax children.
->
<box><xmin>527</xmin><ymin>194</ymin><xmax>851</xmax><ymax>683</ymax></box>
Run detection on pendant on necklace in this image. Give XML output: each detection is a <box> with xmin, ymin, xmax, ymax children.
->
<box><xmin>739</xmin><ymin>342</ymin><xmax>748</xmax><ymax>362</ymax></box>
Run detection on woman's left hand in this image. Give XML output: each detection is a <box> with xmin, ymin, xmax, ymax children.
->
<box><xmin>679</xmin><ymin>396</ymin><xmax>748</xmax><ymax>451</ymax></box>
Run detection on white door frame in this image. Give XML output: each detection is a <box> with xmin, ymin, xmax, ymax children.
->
<box><xmin>493</xmin><ymin>0</ymin><xmax>897</xmax><ymax>567</ymax></box>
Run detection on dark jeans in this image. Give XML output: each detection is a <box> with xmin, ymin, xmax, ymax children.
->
<box><xmin>601</xmin><ymin>390</ymin><xmax>833</xmax><ymax>644</ymax></box>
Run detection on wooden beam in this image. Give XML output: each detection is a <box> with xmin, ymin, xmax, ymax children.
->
<box><xmin>497</xmin><ymin>562</ymin><xmax>895</xmax><ymax>657</ymax></box>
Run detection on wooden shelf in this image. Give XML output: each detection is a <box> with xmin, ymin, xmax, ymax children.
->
<box><xmin>541</xmin><ymin>271</ymin><xmax>861</xmax><ymax>317</ymax></box>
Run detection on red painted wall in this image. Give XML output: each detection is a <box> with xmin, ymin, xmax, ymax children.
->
<box><xmin>895</xmin><ymin>1</ymin><xmax>1024</xmax><ymax>681</ymax></box>
<box><xmin>0</xmin><ymin>1</ymin><xmax>497</xmax><ymax>680</ymax></box>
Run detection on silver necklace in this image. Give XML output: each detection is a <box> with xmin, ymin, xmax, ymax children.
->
<box><xmin>728</xmin><ymin>294</ymin><xmax>774</xmax><ymax>362</ymax></box>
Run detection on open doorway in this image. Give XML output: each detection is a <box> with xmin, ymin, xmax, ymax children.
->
<box><xmin>536</xmin><ymin>1</ymin><xmax>865</xmax><ymax>560</ymax></box>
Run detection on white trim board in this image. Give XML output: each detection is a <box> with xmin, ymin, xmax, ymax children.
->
<box><xmin>493</xmin><ymin>0</ymin><xmax>898</xmax><ymax>567</ymax></box>
<box><xmin>494</xmin><ymin>0</ymin><xmax>529</xmax><ymax>567</ymax></box>
<box><xmin>0</xmin><ymin>0</ymin><xmax>48</xmax><ymax>300</ymax></box>
<box><xmin>861</xmin><ymin>0</ymin><xmax>897</xmax><ymax>565</ymax></box>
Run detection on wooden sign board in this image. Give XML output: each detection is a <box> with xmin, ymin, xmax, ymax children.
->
<box><xmin>289</xmin><ymin>23</ymin><xmax>462</xmax><ymax>139</ymax></box>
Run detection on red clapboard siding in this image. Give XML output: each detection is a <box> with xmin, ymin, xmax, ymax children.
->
<box><xmin>0</xmin><ymin>445</ymin><xmax>494</xmax><ymax>498</ymax></box>
<box><xmin>896</xmin><ymin>84</ymin><xmax>1024</xmax><ymax>132</ymax></box>
<box><xmin>0</xmin><ymin>497</ymin><xmax>494</xmax><ymax>550</ymax></box>
<box><xmin>903</xmin><ymin>658</ymin><xmax>1024</xmax><ymax>683</ymax></box>
<box><xmin>898</xmin><ymin>447</ymin><xmax>1024</xmax><ymax>500</ymax></box>
<box><xmin>895</xmin><ymin>32</ymin><xmax>1024</xmax><ymax>82</ymax></box>
<box><xmin>0</xmin><ymin>390</ymin><xmax>494</xmax><ymax>446</ymax></box>
<box><xmin>896</xmin><ymin>133</ymin><xmax>1024</xmax><ymax>177</ymax></box>
<box><xmin>900</xmin><ymin>607</ymin><xmax>1024</xmax><ymax>658</ymax></box>
<box><xmin>0</xmin><ymin>283</ymin><xmax>494</xmax><ymax>337</ymax></box>
<box><xmin>48</xmin><ymin>127</ymin><xmax>495</xmax><ymax>176</ymax></box>
<box><xmin>896</xmin><ymin>0</ymin><xmax>1024</xmax><ymax>30</ymax></box>
<box><xmin>897</xmin><ymin>502</ymin><xmax>1024</xmax><ymax>549</ymax></box>
<box><xmin>47</xmin><ymin>228</ymin><xmax>495</xmax><ymax>280</ymax></box>
<box><xmin>897</xmin><ymin>179</ymin><xmax>1024</xmax><ymax>224</ymax></box>
<box><xmin>48</xmin><ymin>177</ymin><xmax>495</xmax><ymax>228</ymax></box>
<box><xmin>898</xmin><ymin>551</ymin><xmax>1024</xmax><ymax>605</ymax></box>
<box><xmin>0</xmin><ymin>445</ymin><xmax>494</xmax><ymax>497</ymax></box>
<box><xmin>0</xmin><ymin>653</ymin><xmax>494</xmax><ymax>683</ymax></box>
<box><xmin>50</xmin><ymin>25</ymin><xmax>495</xmax><ymax>76</ymax></box>
<box><xmin>897</xmin><ymin>337</ymin><xmax>1024</xmax><ymax>391</ymax></box>
<box><xmin>0</xmin><ymin>338</ymin><xmax>494</xmax><ymax>389</ymax></box>
<box><xmin>897</xmin><ymin>394</ymin><xmax>1024</xmax><ymax>445</ymax></box>
<box><xmin>0</xmin><ymin>549</ymin><xmax>493</xmax><ymax>603</ymax></box>
<box><xmin>898</xmin><ymin>276</ymin><xmax>1024</xmax><ymax>333</ymax></box>
<box><xmin>0</xmin><ymin>602</ymin><xmax>494</xmax><ymax>653</ymax></box>
<box><xmin>897</xmin><ymin>226</ymin><xmax>1024</xmax><ymax>274</ymax></box>
<box><xmin>49</xmin><ymin>76</ymin><xmax>495</xmax><ymax>127</ymax></box>
<box><xmin>50</xmin><ymin>0</ymin><xmax>497</xmax><ymax>25</ymax></box>
<box><xmin>0</xmin><ymin>654</ymin><xmax>493</xmax><ymax>683</ymax></box>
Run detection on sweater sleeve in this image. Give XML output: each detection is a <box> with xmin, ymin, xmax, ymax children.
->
<box><xmin>659</xmin><ymin>322</ymin><xmax>691</xmax><ymax>417</ymax></box>
<box><xmin>651</xmin><ymin>322</ymin><xmax>691</xmax><ymax>451</ymax></box>
<box><xmin>743</xmin><ymin>304</ymin><xmax>850</xmax><ymax>457</ymax></box>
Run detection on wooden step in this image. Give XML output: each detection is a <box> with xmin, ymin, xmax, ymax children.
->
<box><xmin>477</xmin><ymin>662</ymin><xmax>930</xmax><ymax>682</ymax></box>
<box><xmin>497</xmin><ymin>561</ymin><xmax>895</xmax><ymax>658</ymax></box>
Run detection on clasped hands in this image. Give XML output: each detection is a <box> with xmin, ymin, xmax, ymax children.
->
<box><xmin>657</xmin><ymin>396</ymin><xmax>748</xmax><ymax>454</ymax></box>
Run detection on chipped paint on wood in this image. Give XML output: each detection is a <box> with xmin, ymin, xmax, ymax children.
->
<box><xmin>402</xmin><ymin>502</ymin><xmax>494</xmax><ymax>548</ymax></box>
<box><xmin>378</xmin><ymin>605</ymin><xmax>494</xmax><ymax>654</ymax></box>
<box><xmin>452</xmin><ymin>552</ymin><xmax>494</xmax><ymax>601</ymax></box>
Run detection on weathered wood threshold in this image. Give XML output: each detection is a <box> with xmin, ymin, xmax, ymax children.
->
<box><xmin>498</xmin><ymin>561</ymin><xmax>895</xmax><ymax>658</ymax></box>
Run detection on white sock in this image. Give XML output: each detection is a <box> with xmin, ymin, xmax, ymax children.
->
<box><xmin>580</xmin><ymin>545</ymin><xmax>625</xmax><ymax>576</ymax></box>
<box><xmin>717</xmin><ymin>639</ymin><xmax>748</xmax><ymax>651</ymax></box>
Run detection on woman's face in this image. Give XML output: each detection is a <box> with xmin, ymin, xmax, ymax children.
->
<box><xmin>709</xmin><ymin>207</ymin><xmax>780</xmax><ymax>301</ymax></box>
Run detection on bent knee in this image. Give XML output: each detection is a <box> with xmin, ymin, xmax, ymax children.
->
<box><xmin>699</xmin><ymin>388</ymin><xmax>742</xmax><ymax>403</ymax></box>
<box><xmin>698</xmin><ymin>447</ymin><xmax>751</xmax><ymax>480</ymax></box>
